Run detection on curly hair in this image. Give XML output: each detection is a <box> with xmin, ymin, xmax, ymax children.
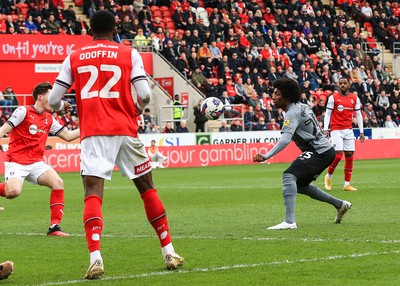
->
<box><xmin>273</xmin><ymin>78</ymin><xmax>301</xmax><ymax>103</ymax></box>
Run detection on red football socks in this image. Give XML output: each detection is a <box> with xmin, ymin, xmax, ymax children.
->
<box><xmin>0</xmin><ymin>183</ymin><xmax>5</xmax><ymax>197</ymax></box>
<box><xmin>328</xmin><ymin>152</ymin><xmax>343</xmax><ymax>175</ymax></box>
<box><xmin>141</xmin><ymin>189</ymin><xmax>172</xmax><ymax>247</ymax></box>
<box><xmin>50</xmin><ymin>189</ymin><xmax>64</xmax><ymax>225</ymax></box>
<box><xmin>344</xmin><ymin>155</ymin><xmax>354</xmax><ymax>182</ymax></box>
<box><xmin>83</xmin><ymin>195</ymin><xmax>103</xmax><ymax>252</ymax></box>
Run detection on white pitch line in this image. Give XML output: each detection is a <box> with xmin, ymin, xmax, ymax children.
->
<box><xmin>34</xmin><ymin>250</ymin><xmax>400</xmax><ymax>286</ymax></box>
<box><xmin>0</xmin><ymin>231</ymin><xmax>399</xmax><ymax>244</ymax></box>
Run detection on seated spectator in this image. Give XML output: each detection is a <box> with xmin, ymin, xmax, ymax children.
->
<box><xmin>219</xmin><ymin>120</ymin><xmax>230</xmax><ymax>132</ymax></box>
<box><xmin>267</xmin><ymin>118</ymin><xmax>281</xmax><ymax>130</ymax></box>
<box><xmin>389</xmin><ymin>103</ymin><xmax>400</xmax><ymax>125</ymax></box>
<box><xmin>176</xmin><ymin>52</ymin><xmax>191</xmax><ymax>79</ymax></box>
<box><xmin>254</xmin><ymin>117</ymin><xmax>268</xmax><ymax>130</ymax></box>
<box><xmin>162</xmin><ymin>121</ymin><xmax>175</xmax><ymax>133</ymax></box>
<box><xmin>0</xmin><ymin>91</ymin><xmax>12</xmax><ymax>115</ymax></box>
<box><xmin>253</xmin><ymin>103</ymin><xmax>266</xmax><ymax>123</ymax></box>
<box><xmin>192</xmin><ymin>67</ymin><xmax>207</xmax><ymax>89</ymax></box>
<box><xmin>230</xmin><ymin>119</ymin><xmax>243</xmax><ymax>132</ymax></box>
<box><xmin>46</xmin><ymin>14</ymin><xmax>60</xmax><ymax>34</ymax></box>
<box><xmin>74</xmin><ymin>16</ymin><xmax>89</xmax><ymax>35</ymax></box>
<box><xmin>143</xmin><ymin>108</ymin><xmax>152</xmax><ymax>124</ymax></box>
<box><xmin>384</xmin><ymin>115</ymin><xmax>398</xmax><ymax>128</ymax></box>
<box><xmin>244</xmin><ymin>106</ymin><xmax>256</xmax><ymax>131</ymax></box>
<box><xmin>147</xmin><ymin>140</ymin><xmax>168</xmax><ymax>168</ymax></box>
<box><xmin>2</xmin><ymin>86</ymin><xmax>18</xmax><ymax>111</ymax></box>
<box><xmin>176</xmin><ymin>120</ymin><xmax>189</xmax><ymax>133</ymax></box>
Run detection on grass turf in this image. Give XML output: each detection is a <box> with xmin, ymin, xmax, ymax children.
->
<box><xmin>0</xmin><ymin>159</ymin><xmax>399</xmax><ymax>285</ymax></box>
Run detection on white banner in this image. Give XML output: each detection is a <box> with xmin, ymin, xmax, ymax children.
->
<box><xmin>371</xmin><ymin>128</ymin><xmax>400</xmax><ymax>139</ymax></box>
<box><xmin>139</xmin><ymin>130</ymin><xmax>282</xmax><ymax>146</ymax></box>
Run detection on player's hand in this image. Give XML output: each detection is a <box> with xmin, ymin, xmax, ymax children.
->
<box><xmin>359</xmin><ymin>133</ymin><xmax>365</xmax><ymax>143</ymax></box>
<box><xmin>60</xmin><ymin>101</ymin><xmax>72</xmax><ymax>115</ymax></box>
<box><xmin>253</xmin><ymin>153</ymin><xmax>266</xmax><ymax>163</ymax></box>
<box><xmin>324</xmin><ymin>130</ymin><xmax>330</xmax><ymax>138</ymax></box>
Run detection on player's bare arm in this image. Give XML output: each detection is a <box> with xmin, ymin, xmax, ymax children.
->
<box><xmin>0</xmin><ymin>123</ymin><xmax>12</xmax><ymax>139</ymax></box>
<box><xmin>57</xmin><ymin>128</ymin><xmax>80</xmax><ymax>142</ymax></box>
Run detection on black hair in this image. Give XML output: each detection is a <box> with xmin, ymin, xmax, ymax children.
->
<box><xmin>273</xmin><ymin>78</ymin><xmax>301</xmax><ymax>103</ymax></box>
<box><xmin>339</xmin><ymin>77</ymin><xmax>350</xmax><ymax>82</ymax></box>
<box><xmin>90</xmin><ymin>10</ymin><xmax>115</xmax><ymax>35</ymax></box>
<box><xmin>33</xmin><ymin>81</ymin><xmax>52</xmax><ymax>101</ymax></box>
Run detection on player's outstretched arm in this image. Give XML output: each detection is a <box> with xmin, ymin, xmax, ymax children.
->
<box><xmin>57</xmin><ymin>128</ymin><xmax>80</xmax><ymax>142</ymax></box>
<box><xmin>253</xmin><ymin>132</ymin><xmax>292</xmax><ymax>163</ymax></box>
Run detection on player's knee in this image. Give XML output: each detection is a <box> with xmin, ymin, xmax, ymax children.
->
<box><xmin>5</xmin><ymin>187</ymin><xmax>22</xmax><ymax>199</ymax></box>
<box><xmin>52</xmin><ymin>177</ymin><xmax>64</xmax><ymax>189</ymax></box>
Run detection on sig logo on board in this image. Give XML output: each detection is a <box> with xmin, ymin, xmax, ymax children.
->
<box><xmin>196</xmin><ymin>134</ymin><xmax>211</xmax><ymax>145</ymax></box>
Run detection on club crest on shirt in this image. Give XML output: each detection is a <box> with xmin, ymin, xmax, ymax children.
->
<box><xmin>284</xmin><ymin>119</ymin><xmax>290</xmax><ymax>127</ymax></box>
<box><xmin>45</xmin><ymin>118</ymin><xmax>48</xmax><ymax>125</ymax></box>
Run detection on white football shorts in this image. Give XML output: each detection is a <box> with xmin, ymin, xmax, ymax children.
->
<box><xmin>4</xmin><ymin>161</ymin><xmax>52</xmax><ymax>184</ymax></box>
<box><xmin>81</xmin><ymin>136</ymin><xmax>151</xmax><ymax>180</ymax></box>
<box><xmin>330</xmin><ymin>129</ymin><xmax>355</xmax><ymax>151</ymax></box>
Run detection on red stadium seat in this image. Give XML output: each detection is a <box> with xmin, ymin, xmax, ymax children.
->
<box><xmin>165</xmin><ymin>21</ymin><xmax>175</xmax><ymax>30</ymax></box>
<box><xmin>212</xmin><ymin>78</ymin><xmax>218</xmax><ymax>85</ymax></box>
<box><xmin>122</xmin><ymin>40</ymin><xmax>132</xmax><ymax>46</ymax></box>
<box><xmin>162</xmin><ymin>10</ymin><xmax>171</xmax><ymax>17</ymax></box>
<box><xmin>177</xmin><ymin>29</ymin><xmax>185</xmax><ymax>37</ymax></box>
<box><xmin>206</xmin><ymin>7</ymin><xmax>213</xmax><ymax>16</ymax></box>
<box><xmin>325</xmin><ymin>90</ymin><xmax>333</xmax><ymax>97</ymax></box>
<box><xmin>160</xmin><ymin>6</ymin><xmax>169</xmax><ymax>11</ymax></box>
<box><xmin>283</xmin><ymin>31</ymin><xmax>292</xmax><ymax>42</ymax></box>
<box><xmin>152</xmin><ymin>10</ymin><xmax>162</xmax><ymax>18</ymax></box>
<box><xmin>163</xmin><ymin>16</ymin><xmax>172</xmax><ymax>23</ymax></box>
<box><xmin>150</xmin><ymin>5</ymin><xmax>160</xmax><ymax>12</ymax></box>
<box><xmin>75</xmin><ymin>0</ymin><xmax>83</xmax><ymax>6</ymax></box>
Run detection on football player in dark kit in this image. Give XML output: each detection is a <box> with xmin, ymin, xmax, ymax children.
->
<box><xmin>253</xmin><ymin>78</ymin><xmax>352</xmax><ymax>229</ymax></box>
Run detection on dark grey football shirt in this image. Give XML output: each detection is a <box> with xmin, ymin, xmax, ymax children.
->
<box><xmin>282</xmin><ymin>102</ymin><xmax>332</xmax><ymax>153</ymax></box>
<box><xmin>262</xmin><ymin>102</ymin><xmax>333</xmax><ymax>161</ymax></box>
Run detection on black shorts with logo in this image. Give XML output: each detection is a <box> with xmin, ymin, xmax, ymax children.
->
<box><xmin>284</xmin><ymin>147</ymin><xmax>335</xmax><ymax>188</ymax></box>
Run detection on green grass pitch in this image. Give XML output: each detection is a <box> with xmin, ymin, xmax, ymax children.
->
<box><xmin>0</xmin><ymin>159</ymin><xmax>400</xmax><ymax>285</ymax></box>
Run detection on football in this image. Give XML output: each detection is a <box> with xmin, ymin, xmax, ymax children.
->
<box><xmin>201</xmin><ymin>97</ymin><xmax>225</xmax><ymax>120</ymax></box>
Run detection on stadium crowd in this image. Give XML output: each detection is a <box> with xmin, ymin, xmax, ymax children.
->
<box><xmin>1</xmin><ymin>0</ymin><xmax>400</xmax><ymax>132</ymax></box>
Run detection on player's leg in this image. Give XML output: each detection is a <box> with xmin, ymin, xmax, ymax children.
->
<box><xmin>80</xmin><ymin>136</ymin><xmax>118</xmax><ymax>279</ymax></box>
<box><xmin>36</xmin><ymin>167</ymin><xmax>68</xmax><ymax>236</ymax></box>
<box><xmin>267</xmin><ymin>155</ymin><xmax>307</xmax><ymax>230</ymax></box>
<box><xmin>325</xmin><ymin>130</ymin><xmax>344</xmax><ymax>191</ymax></box>
<box><xmin>0</xmin><ymin>178</ymin><xmax>22</xmax><ymax>199</ymax></box>
<box><xmin>343</xmin><ymin>130</ymin><xmax>357</xmax><ymax>191</ymax></box>
<box><xmin>82</xmin><ymin>175</ymin><xmax>105</xmax><ymax>279</ymax></box>
<box><xmin>0</xmin><ymin>260</ymin><xmax>13</xmax><ymax>280</ymax></box>
<box><xmin>0</xmin><ymin>162</ymin><xmax>28</xmax><ymax>199</ymax></box>
<box><xmin>297</xmin><ymin>147</ymin><xmax>353</xmax><ymax>223</ymax></box>
<box><xmin>117</xmin><ymin>136</ymin><xmax>183</xmax><ymax>269</ymax></box>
